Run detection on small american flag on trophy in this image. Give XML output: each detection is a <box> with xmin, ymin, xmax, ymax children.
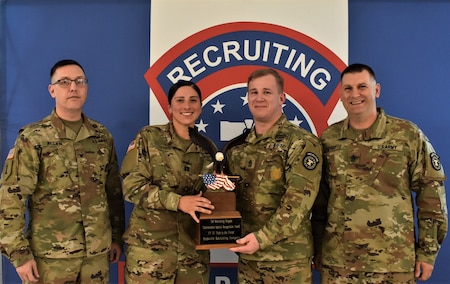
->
<box><xmin>202</xmin><ymin>173</ymin><xmax>235</xmax><ymax>191</ymax></box>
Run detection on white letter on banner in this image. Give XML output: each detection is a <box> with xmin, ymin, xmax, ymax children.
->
<box><xmin>243</xmin><ymin>40</ymin><xmax>261</xmax><ymax>61</ymax></box>
<box><xmin>184</xmin><ymin>53</ymin><xmax>206</xmax><ymax>77</ymax></box>
<box><xmin>291</xmin><ymin>53</ymin><xmax>315</xmax><ymax>77</ymax></box>
<box><xmin>204</xmin><ymin>46</ymin><xmax>221</xmax><ymax>67</ymax></box>
<box><xmin>310</xmin><ymin>67</ymin><xmax>331</xmax><ymax>90</ymax></box>
<box><xmin>262</xmin><ymin>41</ymin><xmax>270</xmax><ymax>62</ymax></box>
<box><xmin>272</xmin><ymin>42</ymin><xmax>289</xmax><ymax>65</ymax></box>
<box><xmin>166</xmin><ymin>67</ymin><xmax>192</xmax><ymax>83</ymax></box>
<box><xmin>285</xmin><ymin>49</ymin><xmax>297</xmax><ymax>69</ymax></box>
<box><xmin>223</xmin><ymin>41</ymin><xmax>243</xmax><ymax>62</ymax></box>
<box><xmin>215</xmin><ymin>276</ymin><xmax>231</xmax><ymax>284</ymax></box>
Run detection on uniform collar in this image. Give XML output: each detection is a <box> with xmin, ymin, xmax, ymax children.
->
<box><xmin>247</xmin><ymin>114</ymin><xmax>287</xmax><ymax>143</ymax></box>
<box><xmin>50</xmin><ymin>109</ymin><xmax>97</xmax><ymax>140</ymax></box>
<box><xmin>340</xmin><ymin>107</ymin><xmax>387</xmax><ymax>140</ymax></box>
<box><xmin>165</xmin><ymin>121</ymin><xmax>194</xmax><ymax>151</ymax></box>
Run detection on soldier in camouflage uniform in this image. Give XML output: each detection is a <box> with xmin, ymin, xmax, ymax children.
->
<box><xmin>0</xmin><ymin>59</ymin><xmax>125</xmax><ymax>283</ymax></box>
<box><xmin>224</xmin><ymin>68</ymin><xmax>322</xmax><ymax>283</ymax></box>
<box><xmin>120</xmin><ymin>80</ymin><xmax>215</xmax><ymax>284</ymax></box>
<box><xmin>312</xmin><ymin>63</ymin><xmax>448</xmax><ymax>283</ymax></box>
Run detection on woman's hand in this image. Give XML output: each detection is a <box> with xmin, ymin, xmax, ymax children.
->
<box><xmin>178</xmin><ymin>191</ymin><xmax>215</xmax><ymax>223</ymax></box>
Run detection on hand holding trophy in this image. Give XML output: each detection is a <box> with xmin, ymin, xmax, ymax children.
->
<box><xmin>189</xmin><ymin>127</ymin><xmax>242</xmax><ymax>250</ymax></box>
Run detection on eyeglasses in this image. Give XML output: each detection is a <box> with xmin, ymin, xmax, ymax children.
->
<box><xmin>51</xmin><ymin>78</ymin><xmax>88</xmax><ymax>88</ymax></box>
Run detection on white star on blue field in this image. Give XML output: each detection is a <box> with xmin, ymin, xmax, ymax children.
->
<box><xmin>196</xmin><ymin>84</ymin><xmax>312</xmax><ymax>150</ymax></box>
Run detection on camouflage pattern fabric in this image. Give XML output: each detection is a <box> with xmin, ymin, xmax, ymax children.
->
<box><xmin>120</xmin><ymin>122</ymin><xmax>213</xmax><ymax>282</ymax></box>
<box><xmin>32</xmin><ymin>253</ymin><xmax>110</xmax><ymax>284</ymax></box>
<box><xmin>238</xmin><ymin>258</ymin><xmax>313</xmax><ymax>284</ymax></box>
<box><xmin>0</xmin><ymin>109</ymin><xmax>125</xmax><ymax>268</ymax></box>
<box><xmin>312</xmin><ymin>108</ymin><xmax>448</xmax><ymax>273</ymax></box>
<box><xmin>225</xmin><ymin>114</ymin><xmax>322</xmax><ymax>262</ymax></box>
<box><xmin>320</xmin><ymin>265</ymin><xmax>415</xmax><ymax>284</ymax></box>
<box><xmin>125</xmin><ymin>244</ymin><xmax>208</xmax><ymax>284</ymax></box>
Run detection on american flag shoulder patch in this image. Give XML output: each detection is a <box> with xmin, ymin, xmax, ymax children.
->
<box><xmin>6</xmin><ymin>148</ymin><xmax>15</xmax><ymax>160</ymax></box>
<box><xmin>127</xmin><ymin>140</ymin><xmax>136</xmax><ymax>152</ymax></box>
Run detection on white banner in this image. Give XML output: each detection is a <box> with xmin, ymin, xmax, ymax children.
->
<box><xmin>148</xmin><ymin>0</ymin><xmax>348</xmax><ymax>276</ymax></box>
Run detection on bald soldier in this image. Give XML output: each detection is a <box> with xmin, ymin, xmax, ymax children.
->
<box><xmin>0</xmin><ymin>59</ymin><xmax>125</xmax><ymax>283</ymax></box>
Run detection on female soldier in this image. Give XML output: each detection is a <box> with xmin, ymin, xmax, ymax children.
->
<box><xmin>121</xmin><ymin>80</ymin><xmax>215</xmax><ymax>283</ymax></box>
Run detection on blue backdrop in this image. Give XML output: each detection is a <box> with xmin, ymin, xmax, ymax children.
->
<box><xmin>1</xmin><ymin>1</ymin><xmax>450</xmax><ymax>283</ymax></box>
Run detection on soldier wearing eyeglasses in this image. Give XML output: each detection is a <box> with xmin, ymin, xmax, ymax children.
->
<box><xmin>0</xmin><ymin>59</ymin><xmax>125</xmax><ymax>283</ymax></box>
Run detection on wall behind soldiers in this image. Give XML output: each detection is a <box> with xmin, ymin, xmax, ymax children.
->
<box><xmin>0</xmin><ymin>1</ymin><xmax>150</xmax><ymax>283</ymax></box>
<box><xmin>1</xmin><ymin>1</ymin><xmax>450</xmax><ymax>283</ymax></box>
<box><xmin>348</xmin><ymin>2</ymin><xmax>450</xmax><ymax>283</ymax></box>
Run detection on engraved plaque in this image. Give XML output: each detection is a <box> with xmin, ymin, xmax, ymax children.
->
<box><xmin>196</xmin><ymin>191</ymin><xmax>242</xmax><ymax>250</ymax></box>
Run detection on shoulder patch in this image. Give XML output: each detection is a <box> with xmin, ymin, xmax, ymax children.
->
<box><xmin>127</xmin><ymin>140</ymin><xmax>136</xmax><ymax>153</ymax></box>
<box><xmin>430</xmin><ymin>152</ymin><xmax>441</xmax><ymax>171</ymax></box>
<box><xmin>303</xmin><ymin>152</ymin><xmax>319</xmax><ymax>170</ymax></box>
<box><xmin>6</xmin><ymin>148</ymin><xmax>15</xmax><ymax>160</ymax></box>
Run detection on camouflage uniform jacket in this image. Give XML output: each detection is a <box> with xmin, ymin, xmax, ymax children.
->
<box><xmin>225</xmin><ymin>115</ymin><xmax>322</xmax><ymax>261</ymax></box>
<box><xmin>0</xmin><ymin>110</ymin><xmax>125</xmax><ymax>267</ymax></box>
<box><xmin>120</xmin><ymin>122</ymin><xmax>213</xmax><ymax>251</ymax></box>
<box><xmin>312</xmin><ymin>108</ymin><xmax>448</xmax><ymax>272</ymax></box>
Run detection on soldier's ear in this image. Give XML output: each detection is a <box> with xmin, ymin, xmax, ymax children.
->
<box><xmin>48</xmin><ymin>84</ymin><xmax>56</xmax><ymax>98</ymax></box>
<box><xmin>375</xmin><ymin>83</ymin><xmax>381</xmax><ymax>98</ymax></box>
<box><xmin>280</xmin><ymin>92</ymin><xmax>286</xmax><ymax>104</ymax></box>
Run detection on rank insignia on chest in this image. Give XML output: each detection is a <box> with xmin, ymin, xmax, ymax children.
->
<box><xmin>247</xmin><ymin>158</ymin><xmax>255</xmax><ymax>169</ymax></box>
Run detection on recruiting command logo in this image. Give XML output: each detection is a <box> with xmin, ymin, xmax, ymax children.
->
<box><xmin>145</xmin><ymin>22</ymin><xmax>346</xmax><ymax>149</ymax></box>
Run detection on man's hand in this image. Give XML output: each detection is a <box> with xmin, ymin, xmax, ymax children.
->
<box><xmin>109</xmin><ymin>242</ymin><xmax>122</xmax><ymax>263</ymax></box>
<box><xmin>229</xmin><ymin>233</ymin><xmax>260</xmax><ymax>254</ymax></box>
<box><xmin>16</xmin><ymin>259</ymin><xmax>39</xmax><ymax>283</ymax></box>
<box><xmin>415</xmin><ymin>261</ymin><xmax>434</xmax><ymax>281</ymax></box>
<box><xmin>178</xmin><ymin>191</ymin><xmax>215</xmax><ymax>223</ymax></box>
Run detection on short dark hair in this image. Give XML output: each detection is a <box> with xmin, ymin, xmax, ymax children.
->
<box><xmin>247</xmin><ymin>68</ymin><xmax>284</xmax><ymax>93</ymax></box>
<box><xmin>168</xmin><ymin>80</ymin><xmax>202</xmax><ymax>105</ymax></box>
<box><xmin>50</xmin><ymin>59</ymin><xmax>85</xmax><ymax>79</ymax></box>
<box><xmin>341</xmin><ymin>63</ymin><xmax>376</xmax><ymax>81</ymax></box>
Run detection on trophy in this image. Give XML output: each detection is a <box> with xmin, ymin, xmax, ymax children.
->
<box><xmin>188</xmin><ymin>127</ymin><xmax>242</xmax><ymax>250</ymax></box>
<box><xmin>196</xmin><ymin>152</ymin><xmax>242</xmax><ymax>250</ymax></box>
